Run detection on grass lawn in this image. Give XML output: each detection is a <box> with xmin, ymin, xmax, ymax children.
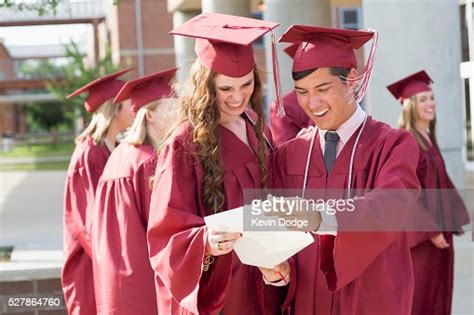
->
<box><xmin>0</xmin><ymin>141</ymin><xmax>75</xmax><ymax>158</ymax></box>
<box><xmin>0</xmin><ymin>141</ymin><xmax>73</xmax><ymax>171</ymax></box>
<box><xmin>0</xmin><ymin>161</ymin><xmax>69</xmax><ymax>172</ymax></box>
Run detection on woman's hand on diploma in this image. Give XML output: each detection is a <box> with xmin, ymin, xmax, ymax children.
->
<box><xmin>206</xmin><ymin>230</ymin><xmax>242</xmax><ymax>256</ymax></box>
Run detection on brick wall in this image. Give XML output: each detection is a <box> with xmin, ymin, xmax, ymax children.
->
<box><xmin>109</xmin><ymin>1</ymin><xmax>272</xmax><ymax>81</ymax></box>
<box><xmin>0</xmin><ymin>278</ymin><xmax>66</xmax><ymax>315</ymax></box>
<box><xmin>141</xmin><ymin>0</ymin><xmax>173</xmax><ymax>49</ymax></box>
<box><xmin>114</xmin><ymin>0</ymin><xmax>176</xmax><ymax>76</ymax></box>
<box><xmin>0</xmin><ymin>43</ymin><xmax>15</xmax><ymax>80</ymax></box>
<box><xmin>0</xmin><ymin>104</ymin><xmax>27</xmax><ymax>136</ymax></box>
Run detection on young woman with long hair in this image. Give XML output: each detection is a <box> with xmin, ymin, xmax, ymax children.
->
<box><xmin>388</xmin><ymin>70</ymin><xmax>470</xmax><ymax>315</ymax></box>
<box><xmin>147</xmin><ymin>13</ymin><xmax>292</xmax><ymax>315</ymax></box>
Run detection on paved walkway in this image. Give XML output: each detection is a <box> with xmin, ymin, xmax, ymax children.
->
<box><xmin>0</xmin><ymin>156</ymin><xmax>70</xmax><ymax>165</ymax></box>
<box><xmin>0</xmin><ymin>170</ymin><xmax>65</xmax><ymax>249</ymax></box>
<box><xmin>452</xmin><ymin>232</ymin><xmax>474</xmax><ymax>314</ymax></box>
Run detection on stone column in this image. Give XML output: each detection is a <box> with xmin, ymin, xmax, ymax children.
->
<box><xmin>263</xmin><ymin>0</ymin><xmax>331</xmax><ymax>110</ymax></box>
<box><xmin>363</xmin><ymin>0</ymin><xmax>466</xmax><ymax>186</ymax></box>
<box><xmin>172</xmin><ymin>10</ymin><xmax>200</xmax><ymax>83</ymax></box>
<box><xmin>202</xmin><ymin>0</ymin><xmax>251</xmax><ymax>17</ymax></box>
<box><xmin>463</xmin><ymin>0</ymin><xmax>473</xmax><ymax>164</ymax></box>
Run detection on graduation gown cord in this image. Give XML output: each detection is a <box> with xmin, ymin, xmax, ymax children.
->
<box><xmin>243</xmin><ymin>111</ymin><xmax>273</xmax><ymax>152</ymax></box>
<box><xmin>301</xmin><ymin>114</ymin><xmax>368</xmax><ymax>198</ymax></box>
<box><xmin>300</xmin><ymin>114</ymin><xmax>368</xmax><ymax>314</ymax></box>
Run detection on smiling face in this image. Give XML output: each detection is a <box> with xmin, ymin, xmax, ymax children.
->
<box><xmin>214</xmin><ymin>70</ymin><xmax>255</xmax><ymax>124</ymax></box>
<box><xmin>414</xmin><ymin>90</ymin><xmax>436</xmax><ymax>124</ymax></box>
<box><xmin>294</xmin><ymin>67</ymin><xmax>357</xmax><ymax>131</ymax></box>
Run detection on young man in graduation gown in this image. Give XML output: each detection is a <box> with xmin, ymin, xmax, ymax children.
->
<box><xmin>272</xmin><ymin>25</ymin><xmax>420</xmax><ymax>315</ymax></box>
<box><xmin>91</xmin><ymin>68</ymin><xmax>177</xmax><ymax>315</ymax></box>
<box><xmin>270</xmin><ymin>44</ymin><xmax>314</xmax><ymax>146</ymax></box>
<box><xmin>62</xmin><ymin>68</ymin><xmax>134</xmax><ymax>315</ymax></box>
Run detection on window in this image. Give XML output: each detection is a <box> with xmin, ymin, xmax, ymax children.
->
<box><xmin>339</xmin><ymin>7</ymin><xmax>362</xmax><ymax>30</ymax></box>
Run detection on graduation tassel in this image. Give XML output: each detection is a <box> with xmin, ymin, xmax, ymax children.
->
<box><xmin>356</xmin><ymin>28</ymin><xmax>378</xmax><ymax>103</ymax></box>
<box><xmin>343</xmin><ymin>29</ymin><xmax>379</xmax><ymax>105</ymax></box>
<box><xmin>271</xmin><ymin>31</ymin><xmax>285</xmax><ymax>118</ymax></box>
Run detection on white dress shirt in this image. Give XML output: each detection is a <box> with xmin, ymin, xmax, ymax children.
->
<box><xmin>314</xmin><ymin>105</ymin><xmax>366</xmax><ymax>235</ymax></box>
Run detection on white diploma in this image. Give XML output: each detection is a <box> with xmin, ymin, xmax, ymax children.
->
<box><xmin>204</xmin><ymin>207</ymin><xmax>314</xmax><ymax>268</ymax></box>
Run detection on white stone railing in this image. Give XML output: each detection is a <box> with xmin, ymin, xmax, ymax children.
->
<box><xmin>7</xmin><ymin>42</ymin><xmax>87</xmax><ymax>60</ymax></box>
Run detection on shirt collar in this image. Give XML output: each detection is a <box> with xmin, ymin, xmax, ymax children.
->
<box><xmin>318</xmin><ymin>105</ymin><xmax>366</xmax><ymax>146</ymax></box>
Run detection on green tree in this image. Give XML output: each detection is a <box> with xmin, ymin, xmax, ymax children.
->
<box><xmin>0</xmin><ymin>0</ymin><xmax>121</xmax><ymax>16</ymax></box>
<box><xmin>17</xmin><ymin>58</ymin><xmax>71</xmax><ymax>146</ymax></box>
<box><xmin>46</xmin><ymin>41</ymin><xmax>123</xmax><ymax>123</ymax></box>
<box><xmin>25</xmin><ymin>101</ymin><xmax>70</xmax><ymax>146</ymax></box>
<box><xmin>17</xmin><ymin>59</ymin><xmax>66</xmax><ymax>80</ymax></box>
<box><xmin>21</xmin><ymin>41</ymin><xmax>126</xmax><ymax>145</ymax></box>
<box><xmin>0</xmin><ymin>0</ymin><xmax>62</xmax><ymax>16</ymax></box>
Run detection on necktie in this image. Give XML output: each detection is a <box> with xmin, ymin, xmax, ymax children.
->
<box><xmin>323</xmin><ymin>131</ymin><xmax>339</xmax><ymax>174</ymax></box>
<box><xmin>321</xmin><ymin>131</ymin><xmax>339</xmax><ymax>290</ymax></box>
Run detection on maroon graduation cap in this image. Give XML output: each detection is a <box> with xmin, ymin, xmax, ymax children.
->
<box><xmin>67</xmin><ymin>67</ymin><xmax>134</xmax><ymax>113</ymax></box>
<box><xmin>279</xmin><ymin>25</ymin><xmax>374</xmax><ymax>71</ymax></box>
<box><xmin>283</xmin><ymin>43</ymin><xmax>299</xmax><ymax>59</ymax></box>
<box><xmin>170</xmin><ymin>12</ymin><xmax>286</xmax><ymax>116</ymax></box>
<box><xmin>279</xmin><ymin>25</ymin><xmax>378</xmax><ymax>104</ymax></box>
<box><xmin>114</xmin><ymin>67</ymin><xmax>177</xmax><ymax>115</ymax></box>
<box><xmin>387</xmin><ymin>70</ymin><xmax>433</xmax><ymax>104</ymax></box>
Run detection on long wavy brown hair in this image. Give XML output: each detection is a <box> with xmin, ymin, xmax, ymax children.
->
<box><xmin>161</xmin><ymin>60</ymin><xmax>269</xmax><ymax>214</ymax></box>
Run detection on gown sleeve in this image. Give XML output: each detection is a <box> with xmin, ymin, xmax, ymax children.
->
<box><xmin>270</xmin><ymin>146</ymin><xmax>299</xmax><ymax>312</ymax></box>
<box><xmin>270</xmin><ymin>99</ymin><xmax>302</xmax><ymax>146</ymax></box>
<box><xmin>408</xmin><ymin>150</ymin><xmax>442</xmax><ymax>247</ymax></box>
<box><xmin>330</xmin><ymin>131</ymin><xmax>421</xmax><ymax>291</ymax></box>
<box><xmin>133</xmin><ymin>157</ymin><xmax>157</xmax><ymax>224</ymax></box>
<box><xmin>147</xmin><ymin>140</ymin><xmax>233</xmax><ymax>314</ymax></box>
<box><xmin>67</xmin><ymin>157</ymin><xmax>104</xmax><ymax>257</ymax></box>
<box><xmin>436</xmin><ymin>148</ymin><xmax>471</xmax><ymax>230</ymax></box>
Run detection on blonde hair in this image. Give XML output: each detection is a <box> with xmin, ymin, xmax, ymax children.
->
<box><xmin>397</xmin><ymin>95</ymin><xmax>437</xmax><ymax>151</ymax></box>
<box><xmin>125</xmin><ymin>98</ymin><xmax>177</xmax><ymax>149</ymax></box>
<box><xmin>161</xmin><ymin>60</ymin><xmax>268</xmax><ymax>214</ymax></box>
<box><xmin>77</xmin><ymin>100</ymin><xmax>121</xmax><ymax>144</ymax></box>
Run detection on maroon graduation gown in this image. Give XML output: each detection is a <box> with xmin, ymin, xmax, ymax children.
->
<box><xmin>91</xmin><ymin>142</ymin><xmax>158</xmax><ymax>315</ymax></box>
<box><xmin>409</xmin><ymin>138</ymin><xmax>470</xmax><ymax>315</ymax></box>
<box><xmin>62</xmin><ymin>136</ymin><xmax>110</xmax><ymax>315</ymax></box>
<box><xmin>269</xmin><ymin>91</ymin><xmax>314</xmax><ymax>146</ymax></box>
<box><xmin>274</xmin><ymin>116</ymin><xmax>419</xmax><ymax>315</ymax></box>
<box><xmin>147</xmin><ymin>115</ymin><xmax>293</xmax><ymax>315</ymax></box>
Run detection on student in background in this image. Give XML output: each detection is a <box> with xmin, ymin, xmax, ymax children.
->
<box><xmin>388</xmin><ymin>70</ymin><xmax>470</xmax><ymax>315</ymax></box>
<box><xmin>62</xmin><ymin>68</ymin><xmax>134</xmax><ymax>315</ymax></box>
<box><xmin>270</xmin><ymin>43</ymin><xmax>313</xmax><ymax>146</ymax></box>
<box><xmin>91</xmin><ymin>67</ymin><xmax>177</xmax><ymax>315</ymax></box>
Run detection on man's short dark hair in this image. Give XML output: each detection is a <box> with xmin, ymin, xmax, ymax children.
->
<box><xmin>292</xmin><ymin>67</ymin><xmax>351</xmax><ymax>82</ymax></box>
